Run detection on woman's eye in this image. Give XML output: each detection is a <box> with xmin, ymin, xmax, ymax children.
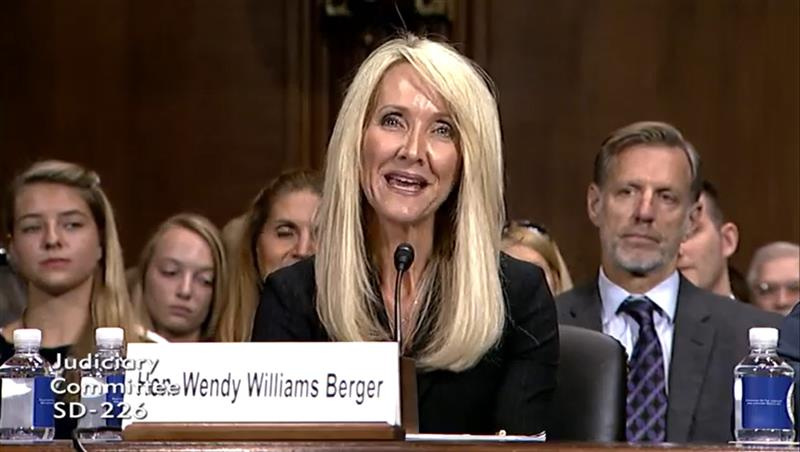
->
<box><xmin>433</xmin><ymin>122</ymin><xmax>453</xmax><ymax>138</ymax></box>
<box><xmin>159</xmin><ymin>269</ymin><xmax>178</xmax><ymax>277</ymax></box>
<box><xmin>380</xmin><ymin>113</ymin><xmax>403</xmax><ymax>128</ymax></box>
<box><xmin>276</xmin><ymin>227</ymin><xmax>295</xmax><ymax>238</ymax></box>
<box><xmin>64</xmin><ymin>221</ymin><xmax>84</xmax><ymax>230</ymax></box>
<box><xmin>20</xmin><ymin>224</ymin><xmax>41</xmax><ymax>234</ymax></box>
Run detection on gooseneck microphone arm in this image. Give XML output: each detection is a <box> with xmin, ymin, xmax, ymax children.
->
<box><xmin>393</xmin><ymin>269</ymin><xmax>404</xmax><ymax>349</ymax></box>
<box><xmin>393</xmin><ymin>243</ymin><xmax>415</xmax><ymax>355</ymax></box>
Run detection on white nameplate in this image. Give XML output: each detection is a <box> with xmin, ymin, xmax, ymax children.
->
<box><xmin>120</xmin><ymin>342</ymin><xmax>400</xmax><ymax>428</ymax></box>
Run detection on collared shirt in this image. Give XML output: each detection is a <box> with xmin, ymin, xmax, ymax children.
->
<box><xmin>598</xmin><ymin>268</ymin><xmax>679</xmax><ymax>390</ymax></box>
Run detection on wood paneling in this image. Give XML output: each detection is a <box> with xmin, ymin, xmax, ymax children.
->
<box><xmin>0</xmin><ymin>0</ymin><xmax>306</xmax><ymax>260</ymax></box>
<box><xmin>1</xmin><ymin>0</ymin><xmax>797</xmax><ymax>282</ymax></box>
<box><xmin>483</xmin><ymin>0</ymin><xmax>800</xmax><ymax>282</ymax></box>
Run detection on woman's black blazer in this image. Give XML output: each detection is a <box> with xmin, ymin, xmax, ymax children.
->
<box><xmin>251</xmin><ymin>253</ymin><xmax>558</xmax><ymax>435</ymax></box>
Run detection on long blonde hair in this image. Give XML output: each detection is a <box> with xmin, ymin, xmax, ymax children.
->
<box><xmin>3</xmin><ymin>160</ymin><xmax>142</xmax><ymax>357</ymax></box>
<box><xmin>217</xmin><ymin>170</ymin><xmax>321</xmax><ymax>342</ymax></box>
<box><xmin>502</xmin><ymin>221</ymin><xmax>574</xmax><ymax>295</ymax></box>
<box><xmin>316</xmin><ymin>35</ymin><xmax>506</xmax><ymax>372</ymax></box>
<box><xmin>133</xmin><ymin>213</ymin><xmax>228</xmax><ymax>341</ymax></box>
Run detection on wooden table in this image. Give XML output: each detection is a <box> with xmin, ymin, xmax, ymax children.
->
<box><xmin>3</xmin><ymin>441</ymin><xmax>796</xmax><ymax>452</ymax></box>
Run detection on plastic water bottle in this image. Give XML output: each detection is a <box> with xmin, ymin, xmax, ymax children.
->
<box><xmin>0</xmin><ymin>329</ymin><xmax>56</xmax><ymax>442</ymax></box>
<box><xmin>734</xmin><ymin>327</ymin><xmax>796</xmax><ymax>442</ymax></box>
<box><xmin>77</xmin><ymin>327</ymin><xmax>125</xmax><ymax>441</ymax></box>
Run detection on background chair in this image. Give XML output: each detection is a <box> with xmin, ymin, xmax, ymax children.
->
<box><xmin>547</xmin><ymin>325</ymin><xmax>627</xmax><ymax>441</ymax></box>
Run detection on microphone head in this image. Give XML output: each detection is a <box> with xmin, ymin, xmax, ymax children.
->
<box><xmin>393</xmin><ymin>243</ymin><xmax>415</xmax><ymax>272</ymax></box>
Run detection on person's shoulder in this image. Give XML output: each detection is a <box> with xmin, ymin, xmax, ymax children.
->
<box><xmin>498</xmin><ymin>252</ymin><xmax>556</xmax><ymax>323</ymax></box>
<box><xmin>262</xmin><ymin>257</ymin><xmax>316</xmax><ymax>308</ymax></box>
<box><xmin>681</xmin><ymin>279</ymin><xmax>783</xmax><ymax>328</ymax></box>
<box><xmin>499</xmin><ymin>252</ymin><xmax>547</xmax><ymax>294</ymax></box>
<box><xmin>0</xmin><ymin>331</ymin><xmax>14</xmax><ymax>362</ymax></box>
<box><xmin>778</xmin><ymin>303</ymin><xmax>800</xmax><ymax>361</ymax></box>
<box><xmin>555</xmin><ymin>279</ymin><xmax>597</xmax><ymax>305</ymax></box>
<box><xmin>723</xmin><ymin>299</ymin><xmax>782</xmax><ymax>327</ymax></box>
<box><xmin>267</xmin><ymin>256</ymin><xmax>315</xmax><ymax>286</ymax></box>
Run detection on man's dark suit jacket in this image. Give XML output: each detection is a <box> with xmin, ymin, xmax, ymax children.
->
<box><xmin>777</xmin><ymin>302</ymin><xmax>800</xmax><ymax>438</ymax></box>
<box><xmin>556</xmin><ymin>274</ymin><xmax>782</xmax><ymax>443</ymax></box>
<box><xmin>251</xmin><ymin>254</ymin><xmax>559</xmax><ymax>435</ymax></box>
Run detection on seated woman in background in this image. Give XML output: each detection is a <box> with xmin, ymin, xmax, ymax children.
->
<box><xmin>502</xmin><ymin>220</ymin><xmax>574</xmax><ymax>295</ymax></box>
<box><xmin>0</xmin><ymin>160</ymin><xmax>143</xmax><ymax>437</ymax></box>
<box><xmin>132</xmin><ymin>213</ymin><xmax>227</xmax><ymax>342</ymax></box>
<box><xmin>0</xmin><ymin>245</ymin><xmax>25</xmax><ymax>327</ymax></box>
<box><xmin>252</xmin><ymin>35</ymin><xmax>558</xmax><ymax>435</ymax></box>
<box><xmin>217</xmin><ymin>169</ymin><xmax>321</xmax><ymax>342</ymax></box>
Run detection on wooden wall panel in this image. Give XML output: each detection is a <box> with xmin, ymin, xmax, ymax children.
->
<box><xmin>484</xmin><ymin>0</ymin><xmax>799</xmax><ymax>282</ymax></box>
<box><xmin>1</xmin><ymin>0</ymin><xmax>797</xmax><ymax>285</ymax></box>
<box><xmin>0</xmin><ymin>0</ymin><xmax>305</xmax><ymax>261</ymax></box>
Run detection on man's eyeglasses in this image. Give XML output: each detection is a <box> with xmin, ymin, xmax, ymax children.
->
<box><xmin>753</xmin><ymin>281</ymin><xmax>800</xmax><ymax>297</ymax></box>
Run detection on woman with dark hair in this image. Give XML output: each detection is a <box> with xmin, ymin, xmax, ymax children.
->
<box><xmin>217</xmin><ymin>170</ymin><xmax>322</xmax><ymax>342</ymax></box>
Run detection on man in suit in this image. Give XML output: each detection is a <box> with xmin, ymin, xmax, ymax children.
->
<box><xmin>747</xmin><ymin>242</ymin><xmax>800</xmax><ymax>316</ymax></box>
<box><xmin>677</xmin><ymin>180</ymin><xmax>740</xmax><ymax>299</ymax></box>
<box><xmin>777</xmin><ymin>302</ymin><xmax>800</xmax><ymax>438</ymax></box>
<box><xmin>556</xmin><ymin>121</ymin><xmax>781</xmax><ymax>443</ymax></box>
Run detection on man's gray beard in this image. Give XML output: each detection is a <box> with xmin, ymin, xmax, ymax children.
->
<box><xmin>612</xmin><ymin>249</ymin><xmax>665</xmax><ymax>277</ymax></box>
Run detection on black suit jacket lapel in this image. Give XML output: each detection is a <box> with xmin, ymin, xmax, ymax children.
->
<box><xmin>566</xmin><ymin>281</ymin><xmax>604</xmax><ymax>332</ymax></box>
<box><xmin>666</xmin><ymin>276</ymin><xmax>714</xmax><ymax>442</ymax></box>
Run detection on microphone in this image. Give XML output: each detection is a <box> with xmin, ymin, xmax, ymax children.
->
<box><xmin>394</xmin><ymin>243</ymin><xmax>415</xmax><ymax>272</ymax></box>
<box><xmin>393</xmin><ymin>243</ymin><xmax>415</xmax><ymax>353</ymax></box>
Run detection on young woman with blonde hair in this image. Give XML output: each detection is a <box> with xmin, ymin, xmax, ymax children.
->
<box><xmin>1</xmin><ymin>160</ymin><xmax>143</xmax><ymax>437</ymax></box>
<box><xmin>217</xmin><ymin>170</ymin><xmax>321</xmax><ymax>342</ymax></box>
<box><xmin>132</xmin><ymin>213</ymin><xmax>228</xmax><ymax>342</ymax></box>
<box><xmin>502</xmin><ymin>220</ymin><xmax>574</xmax><ymax>295</ymax></box>
<box><xmin>252</xmin><ymin>35</ymin><xmax>558</xmax><ymax>434</ymax></box>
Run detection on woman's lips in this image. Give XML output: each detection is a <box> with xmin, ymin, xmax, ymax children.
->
<box><xmin>39</xmin><ymin>258</ymin><xmax>71</xmax><ymax>269</ymax></box>
<box><xmin>168</xmin><ymin>305</ymin><xmax>193</xmax><ymax>318</ymax></box>
<box><xmin>384</xmin><ymin>172</ymin><xmax>429</xmax><ymax>195</ymax></box>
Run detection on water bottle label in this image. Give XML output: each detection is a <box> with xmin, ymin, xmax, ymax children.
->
<box><xmin>105</xmin><ymin>374</ymin><xmax>125</xmax><ymax>428</ymax></box>
<box><xmin>32</xmin><ymin>376</ymin><xmax>55</xmax><ymax>428</ymax></box>
<box><xmin>742</xmin><ymin>375</ymin><xmax>793</xmax><ymax>429</ymax></box>
<box><xmin>0</xmin><ymin>378</ymin><xmax>31</xmax><ymax>428</ymax></box>
<box><xmin>79</xmin><ymin>374</ymin><xmax>126</xmax><ymax>430</ymax></box>
<box><xmin>0</xmin><ymin>377</ymin><xmax>54</xmax><ymax>429</ymax></box>
<box><xmin>79</xmin><ymin>376</ymin><xmax>104</xmax><ymax>430</ymax></box>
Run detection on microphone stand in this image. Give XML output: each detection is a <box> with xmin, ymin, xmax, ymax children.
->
<box><xmin>393</xmin><ymin>243</ymin><xmax>414</xmax><ymax>357</ymax></box>
<box><xmin>394</xmin><ymin>266</ymin><xmax>406</xmax><ymax>355</ymax></box>
<box><xmin>392</xmin><ymin>243</ymin><xmax>418</xmax><ymax>433</ymax></box>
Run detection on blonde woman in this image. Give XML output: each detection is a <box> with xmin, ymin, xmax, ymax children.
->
<box><xmin>1</xmin><ymin>160</ymin><xmax>143</xmax><ymax>437</ymax></box>
<box><xmin>251</xmin><ymin>35</ymin><xmax>558</xmax><ymax>434</ymax></box>
<box><xmin>217</xmin><ymin>170</ymin><xmax>321</xmax><ymax>342</ymax></box>
<box><xmin>502</xmin><ymin>220</ymin><xmax>574</xmax><ymax>295</ymax></box>
<box><xmin>133</xmin><ymin>214</ymin><xmax>227</xmax><ymax>342</ymax></box>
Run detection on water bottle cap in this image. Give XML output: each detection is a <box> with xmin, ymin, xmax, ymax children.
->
<box><xmin>13</xmin><ymin>328</ymin><xmax>42</xmax><ymax>347</ymax></box>
<box><xmin>749</xmin><ymin>327</ymin><xmax>778</xmax><ymax>347</ymax></box>
<box><xmin>95</xmin><ymin>327</ymin><xmax>124</xmax><ymax>346</ymax></box>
